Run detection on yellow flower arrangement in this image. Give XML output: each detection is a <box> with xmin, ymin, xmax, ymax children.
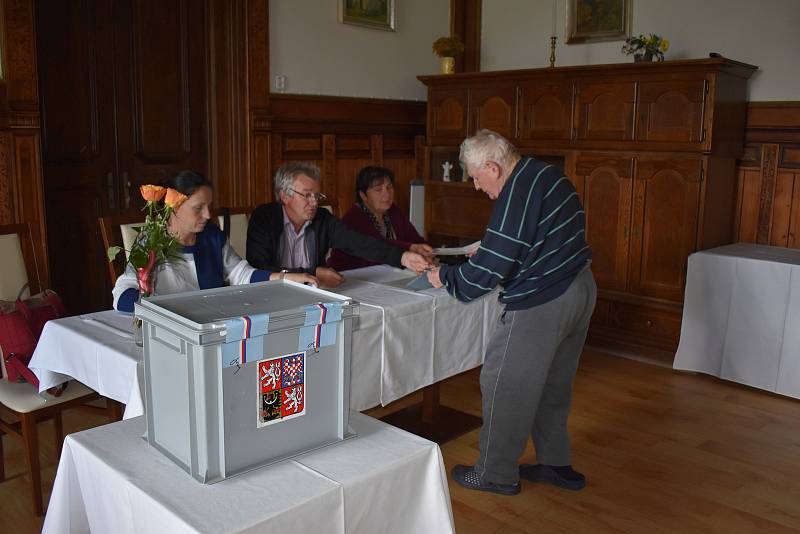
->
<box><xmin>622</xmin><ymin>34</ymin><xmax>669</xmax><ymax>62</ymax></box>
<box><xmin>432</xmin><ymin>35</ymin><xmax>465</xmax><ymax>58</ymax></box>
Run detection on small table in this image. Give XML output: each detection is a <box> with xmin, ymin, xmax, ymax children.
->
<box><xmin>31</xmin><ymin>266</ymin><xmax>500</xmax><ymax>421</ymax></box>
<box><xmin>674</xmin><ymin>243</ymin><xmax>800</xmax><ymax>399</ymax></box>
<box><xmin>43</xmin><ymin>412</ymin><xmax>455</xmax><ymax>533</ymax></box>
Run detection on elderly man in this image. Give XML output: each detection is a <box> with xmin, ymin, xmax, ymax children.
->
<box><xmin>427</xmin><ymin>129</ymin><xmax>596</xmax><ymax>495</ymax></box>
<box><xmin>247</xmin><ymin>161</ymin><xmax>431</xmax><ymax>287</ymax></box>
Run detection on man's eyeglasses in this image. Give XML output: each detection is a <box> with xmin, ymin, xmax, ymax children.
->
<box><xmin>290</xmin><ymin>189</ymin><xmax>327</xmax><ymax>203</ymax></box>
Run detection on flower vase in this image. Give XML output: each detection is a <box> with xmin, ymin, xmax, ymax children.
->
<box><xmin>441</xmin><ymin>57</ymin><xmax>455</xmax><ymax>74</ymax></box>
<box><xmin>634</xmin><ymin>51</ymin><xmax>654</xmax><ymax>62</ymax></box>
<box><xmin>133</xmin><ymin>269</ymin><xmax>157</xmax><ymax>347</ymax></box>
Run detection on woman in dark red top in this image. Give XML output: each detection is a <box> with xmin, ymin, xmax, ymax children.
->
<box><xmin>328</xmin><ymin>166</ymin><xmax>434</xmax><ymax>271</ymax></box>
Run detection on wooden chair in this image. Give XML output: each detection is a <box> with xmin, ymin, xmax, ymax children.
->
<box><xmin>217</xmin><ymin>206</ymin><xmax>254</xmax><ymax>259</ymax></box>
<box><xmin>0</xmin><ymin>223</ymin><xmax>108</xmax><ymax>517</ymax></box>
<box><xmin>98</xmin><ymin>214</ymin><xmax>146</xmax><ymax>287</ymax></box>
<box><xmin>319</xmin><ymin>197</ymin><xmax>340</xmax><ymax>218</ymax></box>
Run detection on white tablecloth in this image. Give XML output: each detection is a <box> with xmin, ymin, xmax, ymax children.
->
<box><xmin>674</xmin><ymin>243</ymin><xmax>800</xmax><ymax>399</ymax></box>
<box><xmin>31</xmin><ymin>266</ymin><xmax>501</xmax><ymax>417</ymax></box>
<box><xmin>43</xmin><ymin>412</ymin><xmax>454</xmax><ymax>534</ymax></box>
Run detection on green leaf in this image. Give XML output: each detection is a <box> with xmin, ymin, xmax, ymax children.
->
<box><xmin>107</xmin><ymin>246</ymin><xmax>122</xmax><ymax>262</ymax></box>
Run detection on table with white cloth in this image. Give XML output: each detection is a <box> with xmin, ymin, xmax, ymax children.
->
<box><xmin>42</xmin><ymin>412</ymin><xmax>454</xmax><ymax>534</ymax></box>
<box><xmin>674</xmin><ymin>243</ymin><xmax>800</xmax><ymax>399</ymax></box>
<box><xmin>31</xmin><ymin>265</ymin><xmax>500</xmax><ymax>419</ymax></box>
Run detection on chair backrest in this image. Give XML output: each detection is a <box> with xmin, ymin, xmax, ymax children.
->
<box><xmin>98</xmin><ymin>214</ymin><xmax>147</xmax><ymax>287</ymax></box>
<box><xmin>0</xmin><ymin>224</ymin><xmax>37</xmax><ymax>300</ymax></box>
<box><xmin>217</xmin><ymin>206</ymin><xmax>253</xmax><ymax>259</ymax></box>
<box><xmin>319</xmin><ymin>198</ymin><xmax>339</xmax><ymax>218</ymax></box>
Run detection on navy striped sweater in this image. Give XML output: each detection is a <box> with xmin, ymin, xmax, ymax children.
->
<box><xmin>439</xmin><ymin>157</ymin><xmax>591</xmax><ymax>310</ymax></box>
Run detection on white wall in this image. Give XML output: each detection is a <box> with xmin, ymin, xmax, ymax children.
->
<box><xmin>482</xmin><ymin>0</ymin><xmax>800</xmax><ymax>101</ymax></box>
<box><xmin>269</xmin><ymin>0</ymin><xmax>449</xmax><ymax>101</ymax></box>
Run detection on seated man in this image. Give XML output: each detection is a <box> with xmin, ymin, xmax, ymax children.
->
<box><xmin>247</xmin><ymin>161</ymin><xmax>431</xmax><ymax>288</ymax></box>
<box><xmin>328</xmin><ymin>166</ymin><xmax>433</xmax><ymax>272</ymax></box>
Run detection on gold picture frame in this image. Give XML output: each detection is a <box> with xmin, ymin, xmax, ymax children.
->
<box><xmin>339</xmin><ymin>0</ymin><xmax>396</xmax><ymax>32</ymax></box>
<box><xmin>566</xmin><ymin>0</ymin><xmax>631</xmax><ymax>44</ymax></box>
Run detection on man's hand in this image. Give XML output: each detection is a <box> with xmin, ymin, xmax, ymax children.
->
<box><xmin>315</xmin><ymin>266</ymin><xmax>344</xmax><ymax>288</ymax></box>
<box><xmin>401</xmin><ymin>251</ymin><xmax>433</xmax><ymax>273</ymax></box>
<box><xmin>409</xmin><ymin>243</ymin><xmax>435</xmax><ymax>261</ymax></box>
<box><xmin>427</xmin><ymin>267</ymin><xmax>443</xmax><ymax>288</ymax></box>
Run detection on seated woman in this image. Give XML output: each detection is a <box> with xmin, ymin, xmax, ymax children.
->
<box><xmin>328</xmin><ymin>166</ymin><xmax>433</xmax><ymax>271</ymax></box>
<box><xmin>113</xmin><ymin>170</ymin><xmax>316</xmax><ymax>311</ymax></box>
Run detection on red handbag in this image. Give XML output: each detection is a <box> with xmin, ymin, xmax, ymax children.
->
<box><xmin>0</xmin><ymin>284</ymin><xmax>67</xmax><ymax>392</ymax></box>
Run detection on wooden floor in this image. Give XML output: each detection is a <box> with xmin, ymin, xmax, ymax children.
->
<box><xmin>3</xmin><ymin>348</ymin><xmax>800</xmax><ymax>533</ymax></box>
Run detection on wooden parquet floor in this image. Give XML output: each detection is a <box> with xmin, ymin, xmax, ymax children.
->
<box><xmin>3</xmin><ymin>348</ymin><xmax>800</xmax><ymax>533</ymax></box>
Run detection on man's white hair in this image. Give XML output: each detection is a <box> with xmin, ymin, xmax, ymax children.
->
<box><xmin>459</xmin><ymin>129</ymin><xmax>520</xmax><ymax>170</ymax></box>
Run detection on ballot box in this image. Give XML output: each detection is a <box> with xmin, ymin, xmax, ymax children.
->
<box><xmin>135</xmin><ymin>280</ymin><xmax>358</xmax><ymax>483</ymax></box>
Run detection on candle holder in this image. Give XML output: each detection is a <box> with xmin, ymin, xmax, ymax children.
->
<box><xmin>549</xmin><ymin>35</ymin><xmax>557</xmax><ymax>68</ymax></box>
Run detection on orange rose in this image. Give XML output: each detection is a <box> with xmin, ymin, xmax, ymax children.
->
<box><xmin>165</xmin><ymin>188</ymin><xmax>188</xmax><ymax>210</ymax></box>
<box><xmin>140</xmin><ymin>185</ymin><xmax>166</xmax><ymax>202</ymax></box>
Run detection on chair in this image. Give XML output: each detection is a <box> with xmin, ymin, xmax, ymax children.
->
<box><xmin>319</xmin><ymin>197</ymin><xmax>339</xmax><ymax>218</ymax></box>
<box><xmin>0</xmin><ymin>223</ymin><xmax>109</xmax><ymax>516</ymax></box>
<box><xmin>98</xmin><ymin>214</ymin><xmax>146</xmax><ymax>287</ymax></box>
<box><xmin>217</xmin><ymin>206</ymin><xmax>253</xmax><ymax>259</ymax></box>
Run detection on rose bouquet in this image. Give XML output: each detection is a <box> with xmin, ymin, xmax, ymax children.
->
<box><xmin>107</xmin><ymin>185</ymin><xmax>187</xmax><ymax>297</ymax></box>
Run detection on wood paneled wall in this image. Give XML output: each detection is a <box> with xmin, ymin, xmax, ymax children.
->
<box><xmin>251</xmin><ymin>94</ymin><xmax>426</xmax><ymax>216</ymax></box>
<box><xmin>0</xmin><ymin>0</ymin><xmax>49</xmax><ymax>288</ymax></box>
<box><xmin>734</xmin><ymin>103</ymin><xmax>800</xmax><ymax>248</ymax></box>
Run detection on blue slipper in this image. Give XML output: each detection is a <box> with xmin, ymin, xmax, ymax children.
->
<box><xmin>519</xmin><ymin>464</ymin><xmax>586</xmax><ymax>491</ymax></box>
<box><xmin>451</xmin><ymin>465</ymin><xmax>520</xmax><ymax>496</ymax></box>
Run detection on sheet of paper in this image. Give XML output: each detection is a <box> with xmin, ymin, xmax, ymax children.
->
<box><xmin>405</xmin><ymin>273</ymin><xmax>434</xmax><ymax>291</ymax></box>
<box><xmin>433</xmin><ymin>240</ymin><xmax>480</xmax><ymax>256</ymax></box>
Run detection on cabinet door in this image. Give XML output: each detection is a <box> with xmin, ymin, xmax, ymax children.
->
<box><xmin>470</xmin><ymin>85</ymin><xmax>516</xmax><ymax>139</ymax></box>
<box><xmin>574</xmin><ymin>82</ymin><xmax>635</xmax><ymax>141</ymax></box>
<box><xmin>636</xmin><ymin>79</ymin><xmax>707</xmax><ymax>145</ymax></box>
<box><xmin>518</xmin><ymin>81</ymin><xmax>573</xmax><ymax>141</ymax></box>
<box><xmin>574</xmin><ymin>155</ymin><xmax>634</xmax><ymax>291</ymax></box>
<box><xmin>428</xmin><ymin>88</ymin><xmax>469</xmax><ymax>141</ymax></box>
<box><xmin>628</xmin><ymin>156</ymin><xmax>703</xmax><ymax>301</ymax></box>
<box><xmin>426</xmin><ymin>181</ymin><xmax>493</xmax><ymax>239</ymax></box>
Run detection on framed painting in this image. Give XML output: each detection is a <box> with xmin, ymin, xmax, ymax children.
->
<box><xmin>339</xmin><ymin>0</ymin><xmax>396</xmax><ymax>32</ymax></box>
<box><xmin>566</xmin><ymin>0</ymin><xmax>631</xmax><ymax>44</ymax></box>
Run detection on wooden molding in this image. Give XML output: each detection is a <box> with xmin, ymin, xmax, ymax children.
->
<box><xmin>3</xmin><ymin>0</ymin><xmax>38</xmax><ymax>109</ymax></box>
<box><xmin>736</xmin><ymin>102</ymin><xmax>800</xmax><ymax>249</ymax></box>
<box><xmin>268</xmin><ymin>94</ymin><xmax>426</xmax><ymax>135</ymax></box>
<box><xmin>450</xmin><ymin>0</ymin><xmax>481</xmax><ymax>73</ymax></box>
<box><xmin>755</xmin><ymin>143</ymin><xmax>780</xmax><ymax>244</ymax></box>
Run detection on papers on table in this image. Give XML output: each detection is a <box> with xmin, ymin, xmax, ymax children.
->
<box><xmin>433</xmin><ymin>240</ymin><xmax>480</xmax><ymax>256</ymax></box>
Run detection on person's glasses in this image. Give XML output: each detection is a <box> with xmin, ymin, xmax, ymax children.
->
<box><xmin>290</xmin><ymin>189</ymin><xmax>327</xmax><ymax>203</ymax></box>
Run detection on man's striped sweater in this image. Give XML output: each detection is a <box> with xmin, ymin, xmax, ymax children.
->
<box><xmin>439</xmin><ymin>157</ymin><xmax>591</xmax><ymax>311</ymax></box>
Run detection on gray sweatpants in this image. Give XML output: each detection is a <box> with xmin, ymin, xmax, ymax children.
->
<box><xmin>475</xmin><ymin>265</ymin><xmax>597</xmax><ymax>485</ymax></box>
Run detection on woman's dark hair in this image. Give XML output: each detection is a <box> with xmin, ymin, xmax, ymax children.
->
<box><xmin>168</xmin><ymin>170</ymin><xmax>213</xmax><ymax>197</ymax></box>
<box><xmin>355</xmin><ymin>166</ymin><xmax>394</xmax><ymax>202</ymax></box>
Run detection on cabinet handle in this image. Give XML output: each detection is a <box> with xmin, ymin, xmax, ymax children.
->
<box><xmin>123</xmin><ymin>172</ymin><xmax>131</xmax><ymax>209</ymax></box>
<box><xmin>646</xmin><ymin>320</ymin><xmax>653</xmax><ymax>327</ymax></box>
<box><xmin>106</xmin><ymin>172</ymin><xmax>115</xmax><ymax>209</ymax></box>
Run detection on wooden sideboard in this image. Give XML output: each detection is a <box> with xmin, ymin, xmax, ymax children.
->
<box><xmin>419</xmin><ymin>58</ymin><xmax>757</xmax><ymax>359</ymax></box>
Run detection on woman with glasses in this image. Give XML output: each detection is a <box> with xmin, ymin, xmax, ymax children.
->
<box><xmin>328</xmin><ymin>166</ymin><xmax>433</xmax><ymax>272</ymax></box>
<box><xmin>246</xmin><ymin>161</ymin><xmax>432</xmax><ymax>289</ymax></box>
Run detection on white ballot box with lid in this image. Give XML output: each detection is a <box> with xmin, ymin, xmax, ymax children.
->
<box><xmin>135</xmin><ymin>280</ymin><xmax>358</xmax><ymax>484</ymax></box>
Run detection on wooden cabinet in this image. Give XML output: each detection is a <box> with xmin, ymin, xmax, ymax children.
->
<box><xmin>419</xmin><ymin>59</ymin><xmax>757</xmax><ymax>358</ymax></box>
<box><xmin>574</xmin><ymin>81</ymin><xmax>636</xmax><ymax>141</ymax></box>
